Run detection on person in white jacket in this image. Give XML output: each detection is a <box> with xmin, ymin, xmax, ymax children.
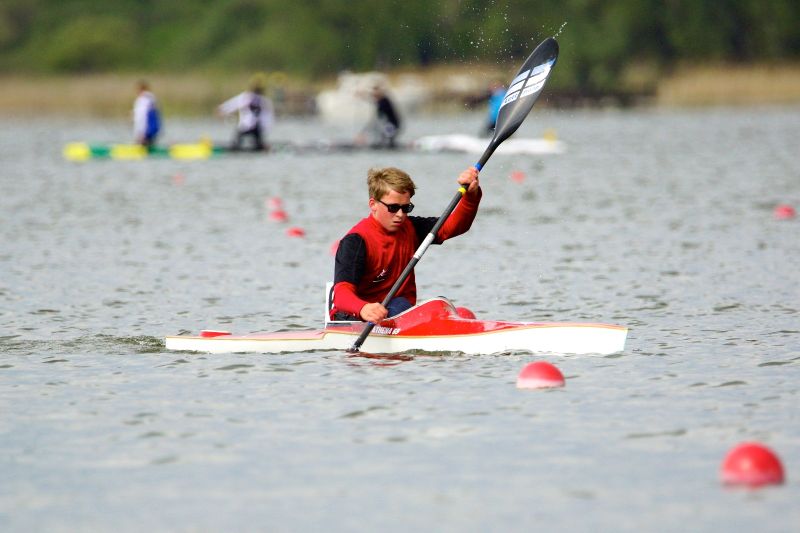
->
<box><xmin>133</xmin><ymin>80</ymin><xmax>161</xmax><ymax>149</ymax></box>
<box><xmin>217</xmin><ymin>79</ymin><xmax>274</xmax><ymax>151</ymax></box>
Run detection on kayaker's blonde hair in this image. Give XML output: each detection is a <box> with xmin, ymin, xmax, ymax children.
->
<box><xmin>368</xmin><ymin>167</ymin><xmax>416</xmax><ymax>201</ymax></box>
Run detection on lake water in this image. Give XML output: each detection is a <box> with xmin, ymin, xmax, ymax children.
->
<box><xmin>1</xmin><ymin>106</ymin><xmax>799</xmax><ymax>532</ymax></box>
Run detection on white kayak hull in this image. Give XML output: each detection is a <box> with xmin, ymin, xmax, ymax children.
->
<box><xmin>165</xmin><ymin>323</ymin><xmax>627</xmax><ymax>355</ymax></box>
<box><xmin>166</xmin><ymin>298</ymin><xmax>626</xmax><ymax>355</ymax></box>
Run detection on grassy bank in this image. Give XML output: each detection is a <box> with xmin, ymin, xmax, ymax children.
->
<box><xmin>1</xmin><ymin>63</ymin><xmax>799</xmax><ymax>117</ymax></box>
<box><xmin>657</xmin><ymin>63</ymin><xmax>800</xmax><ymax>106</ymax></box>
<box><xmin>0</xmin><ymin>72</ymin><xmax>320</xmax><ymax>117</ymax></box>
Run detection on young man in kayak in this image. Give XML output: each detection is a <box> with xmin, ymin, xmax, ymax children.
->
<box><xmin>331</xmin><ymin>166</ymin><xmax>481</xmax><ymax>323</ymax></box>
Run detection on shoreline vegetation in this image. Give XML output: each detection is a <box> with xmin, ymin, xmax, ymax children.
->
<box><xmin>3</xmin><ymin>0</ymin><xmax>797</xmax><ymax>118</ymax></box>
<box><xmin>2</xmin><ymin>63</ymin><xmax>800</xmax><ymax>118</ymax></box>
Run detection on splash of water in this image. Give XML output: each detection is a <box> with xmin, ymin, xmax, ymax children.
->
<box><xmin>554</xmin><ymin>21</ymin><xmax>568</xmax><ymax>37</ymax></box>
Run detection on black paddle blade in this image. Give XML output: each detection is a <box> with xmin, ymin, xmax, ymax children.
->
<box><xmin>477</xmin><ymin>37</ymin><xmax>559</xmax><ymax>168</ymax></box>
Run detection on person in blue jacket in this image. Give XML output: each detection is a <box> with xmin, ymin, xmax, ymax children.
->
<box><xmin>132</xmin><ymin>80</ymin><xmax>161</xmax><ymax>149</ymax></box>
<box><xmin>484</xmin><ymin>80</ymin><xmax>506</xmax><ymax>136</ymax></box>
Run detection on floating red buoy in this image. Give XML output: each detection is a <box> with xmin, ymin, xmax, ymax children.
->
<box><xmin>455</xmin><ymin>306</ymin><xmax>476</xmax><ymax>319</ymax></box>
<box><xmin>286</xmin><ymin>227</ymin><xmax>306</xmax><ymax>238</ymax></box>
<box><xmin>516</xmin><ymin>361</ymin><xmax>565</xmax><ymax>389</ymax></box>
<box><xmin>510</xmin><ymin>170</ymin><xmax>526</xmax><ymax>183</ymax></box>
<box><xmin>172</xmin><ymin>173</ymin><xmax>186</xmax><ymax>186</ymax></box>
<box><xmin>773</xmin><ymin>204</ymin><xmax>796</xmax><ymax>220</ymax></box>
<box><xmin>721</xmin><ymin>442</ymin><xmax>785</xmax><ymax>487</ymax></box>
<box><xmin>269</xmin><ymin>209</ymin><xmax>288</xmax><ymax>222</ymax></box>
<box><xmin>267</xmin><ymin>196</ymin><xmax>284</xmax><ymax>210</ymax></box>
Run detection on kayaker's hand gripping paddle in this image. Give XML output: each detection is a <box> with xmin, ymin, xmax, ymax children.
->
<box><xmin>350</xmin><ymin>37</ymin><xmax>559</xmax><ymax>353</ymax></box>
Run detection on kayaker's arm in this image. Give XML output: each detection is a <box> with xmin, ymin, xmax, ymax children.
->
<box><xmin>437</xmin><ymin>184</ymin><xmax>481</xmax><ymax>241</ymax></box>
<box><xmin>332</xmin><ymin>234</ymin><xmax>373</xmax><ymax>319</ymax></box>
<box><xmin>333</xmin><ymin>281</ymin><xmax>388</xmax><ymax>322</ymax></box>
<box><xmin>217</xmin><ymin>93</ymin><xmax>245</xmax><ymax>116</ymax></box>
<box><xmin>411</xmin><ymin>189</ymin><xmax>481</xmax><ymax>245</ymax></box>
<box><xmin>332</xmin><ymin>281</ymin><xmax>375</xmax><ymax>319</ymax></box>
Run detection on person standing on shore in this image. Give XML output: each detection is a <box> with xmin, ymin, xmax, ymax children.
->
<box><xmin>132</xmin><ymin>80</ymin><xmax>161</xmax><ymax>149</ymax></box>
<box><xmin>358</xmin><ymin>85</ymin><xmax>401</xmax><ymax>148</ymax></box>
<box><xmin>217</xmin><ymin>75</ymin><xmax>274</xmax><ymax>151</ymax></box>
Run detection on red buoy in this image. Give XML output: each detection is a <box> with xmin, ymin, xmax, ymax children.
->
<box><xmin>267</xmin><ymin>196</ymin><xmax>284</xmax><ymax>210</ymax></box>
<box><xmin>510</xmin><ymin>170</ymin><xmax>526</xmax><ymax>183</ymax></box>
<box><xmin>774</xmin><ymin>204</ymin><xmax>796</xmax><ymax>220</ymax></box>
<box><xmin>720</xmin><ymin>442</ymin><xmax>785</xmax><ymax>487</ymax></box>
<box><xmin>455</xmin><ymin>307</ymin><xmax>476</xmax><ymax>319</ymax></box>
<box><xmin>269</xmin><ymin>209</ymin><xmax>288</xmax><ymax>222</ymax></box>
<box><xmin>516</xmin><ymin>361</ymin><xmax>565</xmax><ymax>389</ymax></box>
<box><xmin>286</xmin><ymin>227</ymin><xmax>306</xmax><ymax>238</ymax></box>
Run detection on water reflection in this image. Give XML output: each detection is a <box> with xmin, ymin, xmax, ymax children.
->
<box><xmin>345</xmin><ymin>350</ymin><xmax>416</xmax><ymax>366</ymax></box>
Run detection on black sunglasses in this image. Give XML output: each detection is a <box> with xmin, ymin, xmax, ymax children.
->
<box><xmin>377</xmin><ymin>199</ymin><xmax>414</xmax><ymax>214</ymax></box>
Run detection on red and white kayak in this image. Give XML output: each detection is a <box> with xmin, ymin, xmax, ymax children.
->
<box><xmin>165</xmin><ymin>297</ymin><xmax>627</xmax><ymax>355</ymax></box>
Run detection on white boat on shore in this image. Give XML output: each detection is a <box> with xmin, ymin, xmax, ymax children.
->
<box><xmin>413</xmin><ymin>133</ymin><xmax>566</xmax><ymax>155</ymax></box>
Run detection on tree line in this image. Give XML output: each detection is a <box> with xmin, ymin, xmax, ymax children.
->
<box><xmin>1</xmin><ymin>0</ymin><xmax>798</xmax><ymax>91</ymax></box>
